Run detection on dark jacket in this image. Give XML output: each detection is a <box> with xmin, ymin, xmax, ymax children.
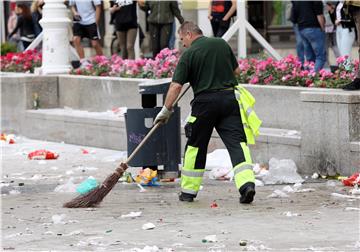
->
<box><xmin>140</xmin><ymin>1</ymin><xmax>184</xmax><ymax>24</ymax></box>
<box><xmin>110</xmin><ymin>1</ymin><xmax>137</xmax><ymax>30</ymax></box>
<box><xmin>9</xmin><ymin>15</ymin><xmax>35</xmax><ymax>41</ymax></box>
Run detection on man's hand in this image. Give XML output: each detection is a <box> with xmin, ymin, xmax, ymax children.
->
<box><xmin>154</xmin><ymin>106</ymin><xmax>173</xmax><ymax>125</ymax></box>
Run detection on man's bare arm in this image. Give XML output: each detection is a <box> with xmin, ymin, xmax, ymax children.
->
<box><xmin>234</xmin><ymin>66</ymin><xmax>241</xmax><ymax>76</ymax></box>
<box><xmin>95</xmin><ymin>5</ymin><xmax>101</xmax><ymax>25</ymax></box>
<box><xmin>164</xmin><ymin>82</ymin><xmax>183</xmax><ymax>110</ymax></box>
<box><xmin>317</xmin><ymin>14</ymin><xmax>325</xmax><ymax>31</ymax></box>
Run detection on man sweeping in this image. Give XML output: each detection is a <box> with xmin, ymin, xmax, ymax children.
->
<box><xmin>154</xmin><ymin>21</ymin><xmax>261</xmax><ymax>204</ymax></box>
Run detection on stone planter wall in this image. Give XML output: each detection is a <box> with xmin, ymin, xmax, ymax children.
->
<box><xmin>1</xmin><ymin>73</ymin><xmax>359</xmax><ymax>175</ymax></box>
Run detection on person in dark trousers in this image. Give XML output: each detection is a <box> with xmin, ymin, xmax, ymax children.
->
<box><xmin>138</xmin><ymin>0</ymin><xmax>184</xmax><ymax>58</ymax></box>
<box><xmin>292</xmin><ymin>1</ymin><xmax>326</xmax><ymax>72</ymax></box>
<box><xmin>154</xmin><ymin>21</ymin><xmax>256</xmax><ymax>204</ymax></box>
<box><xmin>290</xmin><ymin>1</ymin><xmax>307</xmax><ymax>66</ymax></box>
<box><xmin>110</xmin><ymin>0</ymin><xmax>138</xmax><ymax>59</ymax></box>
<box><xmin>342</xmin><ymin>0</ymin><xmax>360</xmax><ymax>90</ymax></box>
<box><xmin>8</xmin><ymin>3</ymin><xmax>36</xmax><ymax>50</ymax></box>
<box><xmin>208</xmin><ymin>0</ymin><xmax>236</xmax><ymax>37</ymax></box>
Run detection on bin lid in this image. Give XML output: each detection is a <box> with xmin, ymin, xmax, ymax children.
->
<box><xmin>138</xmin><ymin>78</ymin><xmax>172</xmax><ymax>94</ymax></box>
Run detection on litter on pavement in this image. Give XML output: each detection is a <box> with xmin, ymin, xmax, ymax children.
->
<box><xmin>202</xmin><ymin>234</ymin><xmax>217</xmax><ymax>243</ymax></box>
<box><xmin>342</xmin><ymin>173</ymin><xmax>360</xmax><ymax>186</ymax></box>
<box><xmin>258</xmin><ymin>158</ymin><xmax>304</xmax><ymax>185</ymax></box>
<box><xmin>121</xmin><ymin>211</ymin><xmax>142</xmax><ymax>218</ymax></box>
<box><xmin>142</xmin><ymin>223</ymin><xmax>156</xmax><ymax>230</ymax></box>
<box><xmin>76</xmin><ymin>176</ymin><xmax>99</xmax><ymax>194</ymax></box>
<box><xmin>54</xmin><ymin>178</ymin><xmax>77</xmax><ymax>193</ymax></box>
<box><xmin>28</xmin><ymin>150</ymin><xmax>59</xmax><ymax>160</ymax></box>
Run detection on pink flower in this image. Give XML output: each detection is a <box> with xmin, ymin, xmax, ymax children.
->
<box><xmin>336</xmin><ymin>55</ymin><xmax>349</xmax><ymax>65</ymax></box>
<box><xmin>264</xmin><ymin>75</ymin><xmax>273</xmax><ymax>84</ymax></box>
<box><xmin>250</xmin><ymin>76</ymin><xmax>259</xmax><ymax>84</ymax></box>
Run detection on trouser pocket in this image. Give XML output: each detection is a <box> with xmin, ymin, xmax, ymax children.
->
<box><xmin>185</xmin><ymin>115</ymin><xmax>197</xmax><ymax>138</ymax></box>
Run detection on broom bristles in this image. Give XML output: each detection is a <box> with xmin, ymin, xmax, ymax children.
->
<box><xmin>63</xmin><ymin>164</ymin><xmax>127</xmax><ymax>208</ymax></box>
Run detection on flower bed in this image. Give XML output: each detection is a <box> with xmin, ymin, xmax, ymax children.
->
<box><xmin>70</xmin><ymin>48</ymin><xmax>180</xmax><ymax>78</ymax></box>
<box><xmin>71</xmin><ymin>51</ymin><xmax>359</xmax><ymax>88</ymax></box>
<box><xmin>0</xmin><ymin>49</ymin><xmax>42</xmax><ymax>73</ymax></box>
<box><xmin>237</xmin><ymin>55</ymin><xmax>358</xmax><ymax>88</ymax></box>
<box><xmin>1</xmin><ymin>48</ymin><xmax>358</xmax><ymax>89</ymax></box>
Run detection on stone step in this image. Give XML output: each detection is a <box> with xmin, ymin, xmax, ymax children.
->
<box><xmin>23</xmin><ymin>108</ymin><xmax>305</xmax><ymax>170</ymax></box>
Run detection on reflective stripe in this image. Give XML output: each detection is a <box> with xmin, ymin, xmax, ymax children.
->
<box><xmin>235</xmin><ymin>90</ymin><xmax>240</xmax><ymax>100</ymax></box>
<box><xmin>239</xmin><ymin>104</ymin><xmax>253</xmax><ymax>118</ymax></box>
<box><xmin>235</xmin><ymin>169</ymin><xmax>255</xmax><ymax>189</ymax></box>
<box><xmin>181</xmin><ymin>170</ymin><xmax>204</xmax><ymax>177</ymax></box>
<box><xmin>181</xmin><ymin>188</ymin><xmax>198</xmax><ymax>195</ymax></box>
<box><xmin>187</xmin><ymin>116</ymin><xmax>197</xmax><ymax>123</ymax></box>
<box><xmin>181</xmin><ymin>145</ymin><xmax>203</xmax><ymax>194</ymax></box>
<box><xmin>234</xmin><ymin>163</ymin><xmax>253</xmax><ymax>176</ymax></box>
<box><xmin>183</xmin><ymin>146</ymin><xmax>199</xmax><ymax>170</ymax></box>
<box><xmin>246</xmin><ymin>107</ymin><xmax>252</xmax><ymax>117</ymax></box>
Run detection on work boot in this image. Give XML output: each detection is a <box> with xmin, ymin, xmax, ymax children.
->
<box><xmin>178</xmin><ymin>192</ymin><xmax>195</xmax><ymax>202</ymax></box>
<box><xmin>342</xmin><ymin>78</ymin><xmax>360</xmax><ymax>91</ymax></box>
<box><xmin>239</xmin><ymin>182</ymin><xmax>256</xmax><ymax>204</ymax></box>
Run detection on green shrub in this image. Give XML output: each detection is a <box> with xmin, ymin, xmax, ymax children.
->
<box><xmin>1</xmin><ymin>42</ymin><xmax>17</xmax><ymax>56</ymax></box>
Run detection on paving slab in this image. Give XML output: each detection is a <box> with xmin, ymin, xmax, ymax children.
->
<box><xmin>1</xmin><ymin>137</ymin><xmax>359</xmax><ymax>251</ymax></box>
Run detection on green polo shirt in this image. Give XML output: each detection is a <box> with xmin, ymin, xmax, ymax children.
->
<box><xmin>172</xmin><ymin>36</ymin><xmax>239</xmax><ymax>95</ymax></box>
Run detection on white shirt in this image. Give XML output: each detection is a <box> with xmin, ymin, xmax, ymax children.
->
<box><xmin>69</xmin><ymin>0</ymin><xmax>101</xmax><ymax>25</ymax></box>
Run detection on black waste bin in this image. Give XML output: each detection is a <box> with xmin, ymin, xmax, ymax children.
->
<box><xmin>125</xmin><ymin>79</ymin><xmax>181</xmax><ymax>178</ymax></box>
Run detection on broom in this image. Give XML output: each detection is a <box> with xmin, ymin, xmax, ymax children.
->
<box><xmin>63</xmin><ymin>84</ymin><xmax>191</xmax><ymax>208</ymax></box>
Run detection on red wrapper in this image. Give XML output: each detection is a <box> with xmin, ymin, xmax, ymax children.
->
<box><xmin>28</xmin><ymin>150</ymin><xmax>59</xmax><ymax>160</ymax></box>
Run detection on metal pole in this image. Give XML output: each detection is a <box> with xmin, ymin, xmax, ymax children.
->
<box><xmin>0</xmin><ymin>0</ymin><xmax>5</xmax><ymax>43</ymax></box>
<box><xmin>40</xmin><ymin>0</ymin><xmax>72</xmax><ymax>75</ymax></box>
<box><xmin>238</xmin><ymin>0</ymin><xmax>247</xmax><ymax>58</ymax></box>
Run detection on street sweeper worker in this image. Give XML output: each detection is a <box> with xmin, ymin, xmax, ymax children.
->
<box><xmin>154</xmin><ymin>21</ymin><xmax>258</xmax><ymax>204</ymax></box>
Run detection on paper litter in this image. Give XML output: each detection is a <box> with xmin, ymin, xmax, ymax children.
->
<box><xmin>282</xmin><ymin>211</ymin><xmax>301</xmax><ymax>217</ymax></box>
<box><xmin>121</xmin><ymin>211</ymin><xmax>142</xmax><ymax>218</ymax></box>
<box><xmin>267</xmin><ymin>190</ymin><xmax>289</xmax><ymax>198</ymax></box>
<box><xmin>52</xmin><ymin>214</ymin><xmax>66</xmax><ymax>224</ymax></box>
<box><xmin>345</xmin><ymin>207</ymin><xmax>360</xmax><ymax>211</ymax></box>
<box><xmin>142</xmin><ymin>223</ymin><xmax>156</xmax><ymax>230</ymax></box>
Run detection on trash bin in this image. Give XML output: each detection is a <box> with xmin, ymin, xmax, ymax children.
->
<box><xmin>125</xmin><ymin>79</ymin><xmax>181</xmax><ymax>178</ymax></box>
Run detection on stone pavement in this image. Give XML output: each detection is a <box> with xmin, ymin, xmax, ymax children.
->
<box><xmin>1</xmin><ymin>137</ymin><xmax>359</xmax><ymax>251</ymax></box>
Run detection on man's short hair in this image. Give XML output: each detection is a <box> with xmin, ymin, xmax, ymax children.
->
<box><xmin>178</xmin><ymin>21</ymin><xmax>203</xmax><ymax>35</ymax></box>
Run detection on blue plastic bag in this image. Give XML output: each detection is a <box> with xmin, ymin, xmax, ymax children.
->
<box><xmin>76</xmin><ymin>176</ymin><xmax>99</xmax><ymax>195</ymax></box>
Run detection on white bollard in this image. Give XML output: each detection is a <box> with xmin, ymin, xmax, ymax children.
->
<box><xmin>40</xmin><ymin>0</ymin><xmax>72</xmax><ymax>75</ymax></box>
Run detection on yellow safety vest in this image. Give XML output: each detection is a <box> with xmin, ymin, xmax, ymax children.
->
<box><xmin>234</xmin><ymin>85</ymin><xmax>262</xmax><ymax>145</ymax></box>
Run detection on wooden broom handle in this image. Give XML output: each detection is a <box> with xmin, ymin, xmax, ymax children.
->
<box><xmin>125</xmin><ymin>84</ymin><xmax>191</xmax><ymax>164</ymax></box>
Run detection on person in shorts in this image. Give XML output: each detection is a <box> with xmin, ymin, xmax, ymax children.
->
<box><xmin>69</xmin><ymin>0</ymin><xmax>103</xmax><ymax>64</ymax></box>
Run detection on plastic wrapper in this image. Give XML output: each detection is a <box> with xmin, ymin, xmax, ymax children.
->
<box><xmin>119</xmin><ymin>172</ymin><xmax>134</xmax><ymax>183</ymax></box>
<box><xmin>28</xmin><ymin>150</ymin><xmax>59</xmax><ymax>160</ymax></box>
<box><xmin>76</xmin><ymin>176</ymin><xmax>99</xmax><ymax>194</ymax></box>
<box><xmin>1</xmin><ymin>133</ymin><xmax>15</xmax><ymax>144</ymax></box>
<box><xmin>135</xmin><ymin>168</ymin><xmax>159</xmax><ymax>186</ymax></box>
<box><xmin>342</xmin><ymin>173</ymin><xmax>360</xmax><ymax>186</ymax></box>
